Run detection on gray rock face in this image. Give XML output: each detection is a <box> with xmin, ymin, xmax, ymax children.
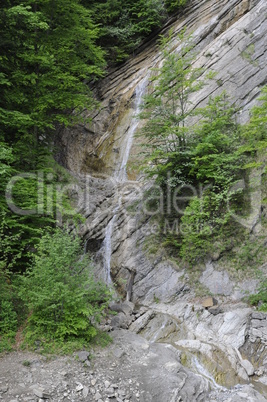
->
<box><xmin>249</xmin><ymin>312</ymin><xmax>267</xmax><ymax>343</ymax></box>
<box><xmin>239</xmin><ymin>311</ymin><xmax>267</xmax><ymax>371</ymax></box>
<box><xmin>200</xmin><ymin>263</ymin><xmax>233</xmax><ymax>296</ymax></box>
<box><xmin>50</xmin><ymin>0</ymin><xmax>267</xmax><ymax>400</ymax></box>
<box><xmin>240</xmin><ymin>359</ymin><xmax>255</xmax><ymax>376</ymax></box>
<box><xmin>133</xmin><ymin>260</ymin><xmax>186</xmax><ymax>304</ymax></box>
<box><xmin>110</xmin><ymin>312</ymin><xmax>134</xmax><ymax>330</ymax></box>
<box><xmin>208</xmin><ymin>306</ymin><xmax>222</xmax><ymax>315</ymax></box>
<box><xmin>111</xmin><ymin>330</ymin><xmax>210</xmax><ymax>402</ymax></box>
<box><xmin>56</xmin><ymin>0</ymin><xmax>266</xmax><ymax>175</ymax></box>
<box><xmin>57</xmin><ymin>0</ymin><xmax>267</xmax><ymax>307</ymax></box>
<box><xmin>128</xmin><ymin>301</ymin><xmax>267</xmax><ymax>393</ymax></box>
<box><xmin>232</xmin><ymin>279</ymin><xmax>260</xmax><ymax>301</ymax></box>
<box><xmin>109</xmin><ymin>301</ymin><xmax>135</xmax><ymax>316</ymax></box>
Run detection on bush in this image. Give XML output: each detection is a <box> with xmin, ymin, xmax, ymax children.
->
<box><xmin>0</xmin><ymin>266</ymin><xmax>19</xmax><ymax>352</ymax></box>
<box><xmin>19</xmin><ymin>229</ymin><xmax>112</xmax><ymax>345</ymax></box>
<box><xmin>249</xmin><ymin>282</ymin><xmax>267</xmax><ymax>311</ymax></box>
<box><xmin>164</xmin><ymin>0</ymin><xmax>188</xmax><ymax>13</ymax></box>
<box><xmin>89</xmin><ymin>0</ymin><xmax>190</xmax><ymax>64</ymax></box>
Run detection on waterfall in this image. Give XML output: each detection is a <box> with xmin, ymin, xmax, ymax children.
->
<box><xmin>115</xmin><ymin>73</ymin><xmax>149</xmax><ymax>182</ymax></box>
<box><xmin>102</xmin><ymin>215</ymin><xmax>116</xmax><ymax>285</ymax></box>
<box><xmin>101</xmin><ymin>73</ymin><xmax>149</xmax><ymax>285</ymax></box>
<box><xmin>192</xmin><ymin>356</ymin><xmax>226</xmax><ymax>391</ymax></box>
<box><xmin>150</xmin><ymin>316</ymin><xmax>169</xmax><ymax>343</ymax></box>
<box><xmin>83</xmin><ymin>238</ymin><xmax>89</xmax><ymax>254</ymax></box>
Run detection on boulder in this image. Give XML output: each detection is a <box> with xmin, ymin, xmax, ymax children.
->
<box><xmin>76</xmin><ymin>351</ymin><xmax>90</xmax><ymax>362</ymax></box>
<box><xmin>109</xmin><ymin>301</ymin><xmax>135</xmax><ymax>316</ymax></box>
<box><xmin>202</xmin><ymin>297</ymin><xmax>218</xmax><ymax>308</ymax></box>
<box><xmin>110</xmin><ymin>312</ymin><xmax>133</xmax><ymax>329</ymax></box>
<box><xmin>208</xmin><ymin>306</ymin><xmax>222</xmax><ymax>315</ymax></box>
<box><xmin>240</xmin><ymin>359</ymin><xmax>255</xmax><ymax>376</ymax></box>
<box><xmin>200</xmin><ymin>263</ymin><xmax>233</xmax><ymax>296</ymax></box>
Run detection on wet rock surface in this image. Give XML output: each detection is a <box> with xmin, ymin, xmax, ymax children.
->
<box><xmin>1</xmin><ymin>326</ymin><xmax>267</xmax><ymax>402</ymax></box>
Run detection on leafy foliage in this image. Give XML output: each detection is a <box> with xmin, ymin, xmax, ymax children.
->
<box><xmin>243</xmin><ymin>86</ymin><xmax>267</xmax><ymax>310</ymax></box>
<box><xmin>0</xmin><ymin>0</ymin><xmax>193</xmax><ymax>350</ymax></box>
<box><xmin>138</xmin><ymin>32</ymin><xmax>266</xmax><ymax>265</ymax></box>
<box><xmin>19</xmin><ymin>229</ymin><xmax>112</xmax><ymax>343</ymax></box>
<box><xmin>164</xmin><ymin>0</ymin><xmax>189</xmax><ymax>13</ymax></box>
<box><xmin>249</xmin><ymin>282</ymin><xmax>267</xmax><ymax>312</ymax></box>
<box><xmin>0</xmin><ymin>0</ymin><xmax>104</xmax><ymax>272</ymax></box>
<box><xmin>86</xmin><ymin>0</ymin><xmax>189</xmax><ymax>63</ymax></box>
<box><xmin>178</xmin><ymin>94</ymin><xmax>245</xmax><ymax>263</ymax></box>
<box><xmin>0</xmin><ymin>269</ymin><xmax>18</xmax><ymax>352</ymax></box>
<box><xmin>138</xmin><ymin>30</ymin><xmax>204</xmax><ymax>186</ymax></box>
<box><xmin>190</xmin><ymin>94</ymin><xmax>241</xmax><ymax>185</ymax></box>
<box><xmin>239</xmin><ymin>86</ymin><xmax>267</xmax><ymax>170</ymax></box>
<box><xmin>0</xmin><ymin>1</ymin><xmax>105</xmax><ymax>150</ymax></box>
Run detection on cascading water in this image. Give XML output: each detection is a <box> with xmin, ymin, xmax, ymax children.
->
<box><xmin>101</xmin><ymin>72</ymin><xmax>149</xmax><ymax>285</ymax></box>
<box><xmin>115</xmin><ymin>73</ymin><xmax>149</xmax><ymax>182</ymax></box>
<box><xmin>150</xmin><ymin>316</ymin><xmax>169</xmax><ymax>343</ymax></box>
<box><xmin>192</xmin><ymin>355</ymin><xmax>227</xmax><ymax>391</ymax></box>
<box><xmin>102</xmin><ymin>215</ymin><xmax>116</xmax><ymax>285</ymax></box>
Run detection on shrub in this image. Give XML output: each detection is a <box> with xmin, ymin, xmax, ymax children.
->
<box><xmin>19</xmin><ymin>229</ymin><xmax>112</xmax><ymax>344</ymax></box>
<box><xmin>0</xmin><ymin>267</ymin><xmax>18</xmax><ymax>352</ymax></box>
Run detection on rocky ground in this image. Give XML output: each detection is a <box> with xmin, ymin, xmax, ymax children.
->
<box><xmin>0</xmin><ymin>333</ymin><xmax>144</xmax><ymax>402</ymax></box>
<box><xmin>0</xmin><ymin>331</ymin><xmax>266</xmax><ymax>402</ymax></box>
<box><xmin>1</xmin><ymin>301</ymin><xmax>267</xmax><ymax>402</ymax></box>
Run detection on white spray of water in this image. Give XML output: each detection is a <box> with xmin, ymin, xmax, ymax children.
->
<box><xmin>115</xmin><ymin>73</ymin><xmax>149</xmax><ymax>182</ymax></box>
<box><xmin>150</xmin><ymin>316</ymin><xmax>169</xmax><ymax>343</ymax></box>
<box><xmin>192</xmin><ymin>355</ymin><xmax>227</xmax><ymax>391</ymax></box>
<box><xmin>102</xmin><ymin>73</ymin><xmax>149</xmax><ymax>285</ymax></box>
<box><xmin>102</xmin><ymin>215</ymin><xmax>116</xmax><ymax>284</ymax></box>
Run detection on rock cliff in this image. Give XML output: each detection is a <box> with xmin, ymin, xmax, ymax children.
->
<box><xmin>54</xmin><ymin>0</ymin><xmax>267</xmax><ymax>400</ymax></box>
<box><xmin>57</xmin><ymin>0</ymin><xmax>266</xmax><ymax>175</ymax></box>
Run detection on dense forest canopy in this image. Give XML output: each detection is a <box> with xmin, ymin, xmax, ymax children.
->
<box><xmin>0</xmin><ymin>0</ymin><xmax>105</xmax><ymax>274</ymax></box>
<box><xmin>86</xmin><ymin>0</ymin><xmax>188</xmax><ymax>63</ymax></box>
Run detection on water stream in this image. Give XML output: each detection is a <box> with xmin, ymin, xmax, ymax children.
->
<box><xmin>101</xmin><ymin>196</ymin><xmax>122</xmax><ymax>285</ymax></box>
<box><xmin>150</xmin><ymin>316</ymin><xmax>169</xmax><ymax>343</ymax></box>
<box><xmin>191</xmin><ymin>355</ymin><xmax>226</xmax><ymax>391</ymax></box>
<box><xmin>102</xmin><ymin>214</ymin><xmax>116</xmax><ymax>285</ymax></box>
<box><xmin>101</xmin><ymin>73</ymin><xmax>149</xmax><ymax>285</ymax></box>
<box><xmin>115</xmin><ymin>73</ymin><xmax>149</xmax><ymax>182</ymax></box>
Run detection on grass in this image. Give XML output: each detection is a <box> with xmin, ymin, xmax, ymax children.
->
<box><xmin>16</xmin><ymin>327</ymin><xmax>113</xmax><ymax>356</ymax></box>
<box><xmin>0</xmin><ymin>335</ymin><xmax>16</xmax><ymax>353</ymax></box>
<box><xmin>241</xmin><ymin>44</ymin><xmax>258</xmax><ymax>66</ymax></box>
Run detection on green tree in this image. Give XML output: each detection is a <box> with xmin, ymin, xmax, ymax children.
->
<box><xmin>164</xmin><ymin>0</ymin><xmax>188</xmax><ymax>13</ymax></box>
<box><xmin>87</xmin><ymin>0</ymin><xmax>166</xmax><ymax>63</ymax></box>
<box><xmin>239</xmin><ymin>86</ymin><xmax>267</xmax><ymax>169</ymax></box>
<box><xmin>189</xmin><ymin>93</ymin><xmax>242</xmax><ymax>187</ymax></box>
<box><xmin>178</xmin><ymin>94</ymin><xmax>244</xmax><ymax>263</ymax></box>
<box><xmin>85</xmin><ymin>0</ymin><xmax>189</xmax><ymax>64</ymax></box>
<box><xmin>0</xmin><ymin>254</ymin><xmax>19</xmax><ymax>352</ymax></box>
<box><xmin>0</xmin><ymin>1</ymin><xmax>104</xmax><ymax>272</ymax></box>
<box><xmin>244</xmin><ymin>86</ymin><xmax>267</xmax><ymax>310</ymax></box>
<box><xmin>0</xmin><ymin>2</ymin><xmax>105</xmax><ymax>154</ymax></box>
<box><xmin>138</xmin><ymin>30</ymin><xmax>204</xmax><ymax>186</ymax></box>
<box><xmin>138</xmin><ymin>34</ymin><xmax>246</xmax><ymax>263</ymax></box>
<box><xmin>19</xmin><ymin>229</ymin><xmax>111</xmax><ymax>343</ymax></box>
